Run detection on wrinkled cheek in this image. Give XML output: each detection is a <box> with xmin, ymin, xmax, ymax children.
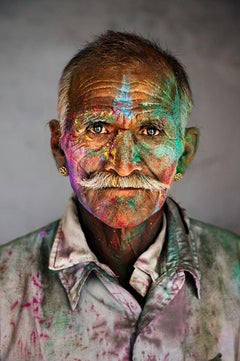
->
<box><xmin>136</xmin><ymin>141</ymin><xmax>180</xmax><ymax>181</ymax></box>
<box><xmin>142</xmin><ymin>151</ymin><xmax>177</xmax><ymax>184</ymax></box>
<box><xmin>65</xmin><ymin>150</ymin><xmax>86</xmax><ymax>179</ymax></box>
<box><xmin>79</xmin><ymin>153</ymin><xmax>107</xmax><ymax>175</ymax></box>
<box><xmin>66</xmin><ymin>164</ymin><xmax>83</xmax><ymax>198</ymax></box>
<box><xmin>154</xmin><ymin>139</ymin><xmax>184</xmax><ymax>161</ymax></box>
<box><xmin>67</xmin><ymin>146</ymin><xmax>108</xmax><ymax>174</ymax></box>
<box><xmin>160</xmin><ymin>162</ymin><xmax>177</xmax><ymax>184</ymax></box>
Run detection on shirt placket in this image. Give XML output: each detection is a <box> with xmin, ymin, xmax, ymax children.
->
<box><xmin>131</xmin><ymin>270</ymin><xmax>186</xmax><ymax>361</ymax></box>
<box><xmin>136</xmin><ymin>269</ymin><xmax>186</xmax><ymax>332</ymax></box>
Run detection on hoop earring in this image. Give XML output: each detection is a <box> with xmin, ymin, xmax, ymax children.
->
<box><xmin>58</xmin><ymin>166</ymin><xmax>68</xmax><ymax>176</ymax></box>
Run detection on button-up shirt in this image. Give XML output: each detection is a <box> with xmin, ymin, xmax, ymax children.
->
<box><xmin>0</xmin><ymin>197</ymin><xmax>239</xmax><ymax>361</ymax></box>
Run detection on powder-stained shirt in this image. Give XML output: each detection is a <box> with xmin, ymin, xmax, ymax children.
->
<box><xmin>0</xmin><ymin>197</ymin><xmax>239</xmax><ymax>361</ymax></box>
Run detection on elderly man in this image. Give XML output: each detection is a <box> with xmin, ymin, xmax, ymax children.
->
<box><xmin>0</xmin><ymin>31</ymin><xmax>239</xmax><ymax>361</ymax></box>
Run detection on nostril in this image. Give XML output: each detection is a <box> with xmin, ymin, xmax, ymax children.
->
<box><xmin>105</xmin><ymin>157</ymin><xmax>142</xmax><ymax>177</ymax></box>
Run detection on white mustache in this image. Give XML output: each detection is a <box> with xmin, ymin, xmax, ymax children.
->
<box><xmin>78</xmin><ymin>172</ymin><xmax>170</xmax><ymax>191</ymax></box>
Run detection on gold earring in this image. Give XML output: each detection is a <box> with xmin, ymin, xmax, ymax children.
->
<box><xmin>174</xmin><ymin>172</ymin><xmax>183</xmax><ymax>181</ymax></box>
<box><xmin>58</xmin><ymin>166</ymin><xmax>68</xmax><ymax>176</ymax></box>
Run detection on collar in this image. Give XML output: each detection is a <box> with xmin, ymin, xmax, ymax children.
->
<box><xmin>163</xmin><ymin>197</ymin><xmax>201</xmax><ymax>298</ymax></box>
<box><xmin>49</xmin><ymin>196</ymin><xmax>200</xmax><ymax>310</ymax></box>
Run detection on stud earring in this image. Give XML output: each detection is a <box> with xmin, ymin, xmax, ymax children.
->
<box><xmin>58</xmin><ymin>166</ymin><xmax>68</xmax><ymax>176</ymax></box>
<box><xmin>174</xmin><ymin>172</ymin><xmax>183</xmax><ymax>181</ymax></box>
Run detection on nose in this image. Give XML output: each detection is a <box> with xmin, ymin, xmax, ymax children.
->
<box><xmin>105</xmin><ymin>130</ymin><xmax>142</xmax><ymax>176</ymax></box>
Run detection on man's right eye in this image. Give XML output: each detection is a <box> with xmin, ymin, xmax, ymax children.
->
<box><xmin>89</xmin><ymin>123</ymin><xmax>108</xmax><ymax>134</ymax></box>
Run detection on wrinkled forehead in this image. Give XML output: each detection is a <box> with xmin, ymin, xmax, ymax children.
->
<box><xmin>67</xmin><ymin>62</ymin><xmax>179</xmax><ymax>113</ymax></box>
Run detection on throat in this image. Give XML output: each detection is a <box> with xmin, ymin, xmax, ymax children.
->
<box><xmin>76</xmin><ymin>201</ymin><xmax>164</xmax><ymax>290</ymax></box>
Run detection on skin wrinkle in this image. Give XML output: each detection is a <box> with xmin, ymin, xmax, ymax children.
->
<box><xmin>69</xmin><ymin>68</ymin><xmax>180</xmax><ymax>112</ymax></box>
<box><xmin>78</xmin><ymin>82</ymin><xmax>177</xmax><ymax>104</ymax></box>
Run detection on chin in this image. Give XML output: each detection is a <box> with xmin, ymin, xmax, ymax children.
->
<box><xmin>89</xmin><ymin>201</ymin><xmax>164</xmax><ymax>229</ymax></box>
<box><xmin>98</xmin><ymin>215</ymin><xmax>148</xmax><ymax>229</ymax></box>
<box><xmin>77</xmin><ymin>188</ymin><xmax>167</xmax><ymax>228</ymax></box>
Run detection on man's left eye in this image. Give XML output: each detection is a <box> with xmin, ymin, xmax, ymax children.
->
<box><xmin>140</xmin><ymin>127</ymin><xmax>160</xmax><ymax>136</ymax></box>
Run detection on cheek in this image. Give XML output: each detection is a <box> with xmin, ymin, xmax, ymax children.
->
<box><xmin>65</xmin><ymin>145</ymin><xmax>108</xmax><ymax>178</ymax></box>
<box><xmin>64</xmin><ymin>147</ymin><xmax>86</xmax><ymax>180</ymax></box>
<box><xmin>135</xmin><ymin>140</ymin><xmax>180</xmax><ymax>178</ymax></box>
<box><xmin>161</xmin><ymin>162</ymin><xmax>177</xmax><ymax>184</ymax></box>
<box><xmin>152</xmin><ymin>139</ymin><xmax>183</xmax><ymax>161</ymax></box>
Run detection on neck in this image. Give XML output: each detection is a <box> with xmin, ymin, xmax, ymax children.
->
<box><xmin>76</xmin><ymin>201</ymin><xmax>164</xmax><ymax>289</ymax></box>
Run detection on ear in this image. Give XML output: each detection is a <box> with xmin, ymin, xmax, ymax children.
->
<box><xmin>176</xmin><ymin>127</ymin><xmax>200</xmax><ymax>175</ymax></box>
<box><xmin>49</xmin><ymin>119</ymin><xmax>67</xmax><ymax>170</ymax></box>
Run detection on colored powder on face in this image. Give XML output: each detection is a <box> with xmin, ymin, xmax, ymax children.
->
<box><xmin>174</xmin><ymin>138</ymin><xmax>185</xmax><ymax>159</ymax></box>
<box><xmin>113</xmin><ymin>76</ymin><xmax>133</xmax><ymax>118</ymax></box>
<box><xmin>127</xmin><ymin>198</ymin><xmax>137</xmax><ymax>208</ymax></box>
<box><xmin>86</xmin><ymin>149</ymin><xmax>101</xmax><ymax>156</ymax></box>
<box><xmin>135</xmin><ymin>135</ymin><xmax>183</xmax><ymax>164</ymax></box>
<box><xmin>153</xmin><ymin>139</ymin><xmax>183</xmax><ymax>161</ymax></box>
<box><xmin>109</xmin><ymin>115</ymin><xmax>115</xmax><ymax>122</ymax></box>
<box><xmin>130</xmin><ymin>144</ymin><xmax>141</xmax><ymax>164</ymax></box>
<box><xmin>133</xmin><ymin>152</ymin><xmax>141</xmax><ymax>163</ymax></box>
<box><xmin>141</xmin><ymin>74</ymin><xmax>191</xmax><ymax>138</ymax></box>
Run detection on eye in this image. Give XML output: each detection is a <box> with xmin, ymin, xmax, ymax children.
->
<box><xmin>140</xmin><ymin>126</ymin><xmax>160</xmax><ymax>136</ymax></box>
<box><xmin>89</xmin><ymin>123</ymin><xmax>108</xmax><ymax>134</ymax></box>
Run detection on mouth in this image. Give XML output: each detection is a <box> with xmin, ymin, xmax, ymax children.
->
<box><xmin>86</xmin><ymin>187</ymin><xmax>160</xmax><ymax>197</ymax></box>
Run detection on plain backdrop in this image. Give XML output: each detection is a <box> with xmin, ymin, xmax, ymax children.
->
<box><xmin>0</xmin><ymin>0</ymin><xmax>239</xmax><ymax>245</ymax></box>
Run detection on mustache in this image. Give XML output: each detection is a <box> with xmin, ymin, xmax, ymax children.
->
<box><xmin>78</xmin><ymin>172</ymin><xmax>170</xmax><ymax>191</ymax></box>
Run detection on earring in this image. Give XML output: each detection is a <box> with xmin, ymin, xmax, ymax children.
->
<box><xmin>174</xmin><ymin>172</ymin><xmax>183</xmax><ymax>181</ymax></box>
<box><xmin>58</xmin><ymin>166</ymin><xmax>68</xmax><ymax>176</ymax></box>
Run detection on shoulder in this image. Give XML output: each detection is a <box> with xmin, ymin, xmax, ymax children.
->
<box><xmin>189</xmin><ymin>218</ymin><xmax>239</xmax><ymax>254</ymax></box>
<box><xmin>0</xmin><ymin>220</ymin><xmax>60</xmax><ymax>283</ymax></box>
<box><xmin>189</xmin><ymin>218</ymin><xmax>239</xmax><ymax>297</ymax></box>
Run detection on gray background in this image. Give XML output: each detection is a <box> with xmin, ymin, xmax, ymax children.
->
<box><xmin>1</xmin><ymin>0</ymin><xmax>239</xmax><ymax>245</ymax></box>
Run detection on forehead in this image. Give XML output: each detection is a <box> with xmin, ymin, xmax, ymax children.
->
<box><xmin>67</xmin><ymin>63</ymin><xmax>179</xmax><ymax>112</ymax></box>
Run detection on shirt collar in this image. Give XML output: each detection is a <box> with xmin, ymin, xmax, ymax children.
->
<box><xmin>163</xmin><ymin>197</ymin><xmax>201</xmax><ymax>298</ymax></box>
<box><xmin>49</xmin><ymin>196</ymin><xmax>114</xmax><ymax>276</ymax></box>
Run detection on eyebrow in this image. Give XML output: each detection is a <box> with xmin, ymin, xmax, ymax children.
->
<box><xmin>138</xmin><ymin>118</ymin><xmax>167</xmax><ymax>128</ymax></box>
<box><xmin>77</xmin><ymin>112</ymin><xmax>112</xmax><ymax>127</ymax></box>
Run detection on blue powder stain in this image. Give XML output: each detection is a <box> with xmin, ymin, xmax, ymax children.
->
<box><xmin>113</xmin><ymin>76</ymin><xmax>133</xmax><ymax>117</ymax></box>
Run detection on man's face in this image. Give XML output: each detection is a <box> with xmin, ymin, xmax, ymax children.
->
<box><xmin>60</xmin><ymin>66</ymin><xmax>185</xmax><ymax>228</ymax></box>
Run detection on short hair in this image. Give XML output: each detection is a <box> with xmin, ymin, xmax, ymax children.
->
<box><xmin>58</xmin><ymin>30</ymin><xmax>193</xmax><ymax>133</ymax></box>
